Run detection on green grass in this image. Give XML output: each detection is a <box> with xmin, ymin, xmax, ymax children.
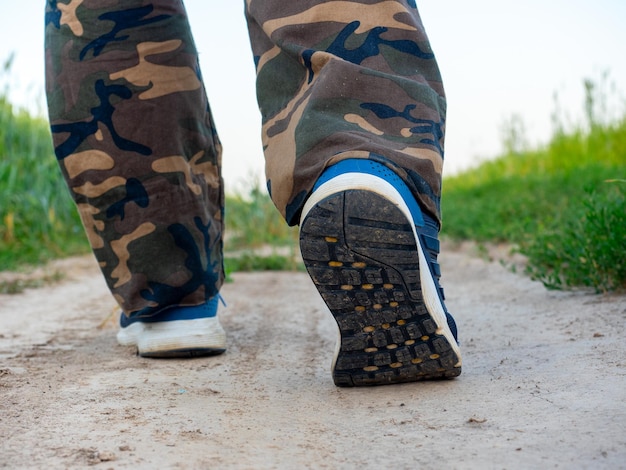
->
<box><xmin>0</xmin><ymin>95</ymin><xmax>89</xmax><ymax>271</ymax></box>
<box><xmin>223</xmin><ymin>179</ymin><xmax>301</xmax><ymax>274</ymax></box>
<box><xmin>224</xmin><ymin>250</ymin><xmax>303</xmax><ymax>277</ymax></box>
<box><xmin>441</xmin><ymin>125</ymin><xmax>626</xmax><ymax>242</ymax></box>
<box><xmin>521</xmin><ymin>182</ymin><xmax>625</xmax><ymax>291</ymax></box>
<box><xmin>442</xmin><ymin>78</ymin><xmax>626</xmax><ymax>292</ymax></box>
<box><xmin>224</xmin><ymin>182</ymin><xmax>299</xmax><ymax>251</ymax></box>
<box><xmin>2</xmin><ymin>69</ymin><xmax>624</xmax><ymax>291</ymax></box>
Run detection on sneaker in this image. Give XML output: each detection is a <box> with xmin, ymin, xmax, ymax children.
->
<box><xmin>299</xmin><ymin>159</ymin><xmax>462</xmax><ymax>386</ymax></box>
<box><xmin>116</xmin><ymin>295</ymin><xmax>227</xmax><ymax>358</ymax></box>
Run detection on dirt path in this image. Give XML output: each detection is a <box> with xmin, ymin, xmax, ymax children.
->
<box><xmin>1</xmin><ymin>247</ymin><xmax>625</xmax><ymax>469</ymax></box>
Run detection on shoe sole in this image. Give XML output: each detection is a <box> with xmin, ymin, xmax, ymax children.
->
<box><xmin>117</xmin><ymin>317</ymin><xmax>226</xmax><ymax>358</ymax></box>
<box><xmin>300</xmin><ymin>175</ymin><xmax>462</xmax><ymax>386</ymax></box>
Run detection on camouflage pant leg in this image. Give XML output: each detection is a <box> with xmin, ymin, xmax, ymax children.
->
<box><xmin>246</xmin><ymin>0</ymin><xmax>446</xmax><ymax>226</ymax></box>
<box><xmin>45</xmin><ymin>1</ymin><xmax>224</xmax><ymax>318</ymax></box>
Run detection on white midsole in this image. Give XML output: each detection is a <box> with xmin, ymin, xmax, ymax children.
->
<box><xmin>301</xmin><ymin>173</ymin><xmax>462</xmax><ymax>368</ymax></box>
<box><xmin>117</xmin><ymin>316</ymin><xmax>226</xmax><ymax>354</ymax></box>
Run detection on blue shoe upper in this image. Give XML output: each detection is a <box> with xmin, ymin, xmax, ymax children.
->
<box><xmin>120</xmin><ymin>294</ymin><xmax>221</xmax><ymax>327</ymax></box>
<box><xmin>314</xmin><ymin>159</ymin><xmax>425</xmax><ymax>227</ymax></box>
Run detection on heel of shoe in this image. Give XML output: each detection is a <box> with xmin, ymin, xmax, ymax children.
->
<box><xmin>300</xmin><ymin>176</ymin><xmax>461</xmax><ymax>386</ymax></box>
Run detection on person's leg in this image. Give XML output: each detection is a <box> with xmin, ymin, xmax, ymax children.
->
<box><xmin>45</xmin><ymin>0</ymin><xmax>225</xmax><ymax>356</ymax></box>
<box><xmin>246</xmin><ymin>0</ymin><xmax>461</xmax><ymax>386</ymax></box>
<box><xmin>246</xmin><ymin>0</ymin><xmax>446</xmax><ymax>226</ymax></box>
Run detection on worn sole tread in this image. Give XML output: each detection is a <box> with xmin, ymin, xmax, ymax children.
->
<box><xmin>300</xmin><ymin>190</ymin><xmax>461</xmax><ymax>387</ymax></box>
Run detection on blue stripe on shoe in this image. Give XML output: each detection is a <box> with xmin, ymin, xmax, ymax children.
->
<box><xmin>120</xmin><ymin>295</ymin><xmax>221</xmax><ymax>327</ymax></box>
<box><xmin>314</xmin><ymin>159</ymin><xmax>425</xmax><ymax>228</ymax></box>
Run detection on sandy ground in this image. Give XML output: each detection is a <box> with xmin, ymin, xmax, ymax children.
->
<box><xmin>1</xmin><ymin>246</ymin><xmax>625</xmax><ymax>470</ymax></box>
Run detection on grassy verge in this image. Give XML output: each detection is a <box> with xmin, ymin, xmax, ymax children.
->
<box><xmin>0</xmin><ymin>95</ymin><xmax>89</xmax><ymax>272</ymax></box>
<box><xmin>2</xmin><ymin>70</ymin><xmax>624</xmax><ymax>292</ymax></box>
<box><xmin>442</xmin><ymin>78</ymin><xmax>626</xmax><ymax>292</ymax></box>
<box><xmin>224</xmin><ymin>182</ymin><xmax>299</xmax><ymax>251</ymax></box>
<box><xmin>224</xmin><ymin>182</ymin><xmax>302</xmax><ymax>276</ymax></box>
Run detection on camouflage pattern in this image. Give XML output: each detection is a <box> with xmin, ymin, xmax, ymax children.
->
<box><xmin>246</xmin><ymin>0</ymin><xmax>447</xmax><ymax>225</ymax></box>
<box><xmin>45</xmin><ymin>0</ymin><xmax>224</xmax><ymax>318</ymax></box>
<box><xmin>45</xmin><ymin>0</ymin><xmax>446</xmax><ymax>319</ymax></box>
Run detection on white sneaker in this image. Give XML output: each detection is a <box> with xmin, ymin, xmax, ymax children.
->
<box><xmin>117</xmin><ymin>296</ymin><xmax>226</xmax><ymax>358</ymax></box>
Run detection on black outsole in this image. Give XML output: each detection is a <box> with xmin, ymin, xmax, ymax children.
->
<box><xmin>300</xmin><ymin>190</ymin><xmax>461</xmax><ymax>387</ymax></box>
<box><xmin>139</xmin><ymin>348</ymin><xmax>226</xmax><ymax>359</ymax></box>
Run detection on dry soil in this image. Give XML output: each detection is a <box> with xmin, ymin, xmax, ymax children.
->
<box><xmin>1</xmin><ymin>246</ymin><xmax>625</xmax><ymax>469</ymax></box>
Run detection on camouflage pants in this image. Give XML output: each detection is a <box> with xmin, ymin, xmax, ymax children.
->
<box><xmin>45</xmin><ymin>0</ymin><xmax>447</xmax><ymax>318</ymax></box>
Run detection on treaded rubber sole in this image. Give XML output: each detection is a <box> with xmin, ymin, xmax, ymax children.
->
<box><xmin>300</xmin><ymin>190</ymin><xmax>462</xmax><ymax>387</ymax></box>
<box><xmin>140</xmin><ymin>347</ymin><xmax>225</xmax><ymax>359</ymax></box>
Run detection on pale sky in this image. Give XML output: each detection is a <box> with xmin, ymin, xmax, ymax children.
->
<box><xmin>2</xmin><ymin>1</ymin><xmax>625</xmax><ymax>189</ymax></box>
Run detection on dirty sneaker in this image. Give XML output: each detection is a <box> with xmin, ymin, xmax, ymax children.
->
<box><xmin>116</xmin><ymin>295</ymin><xmax>226</xmax><ymax>358</ymax></box>
<box><xmin>299</xmin><ymin>159</ymin><xmax>462</xmax><ymax>386</ymax></box>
